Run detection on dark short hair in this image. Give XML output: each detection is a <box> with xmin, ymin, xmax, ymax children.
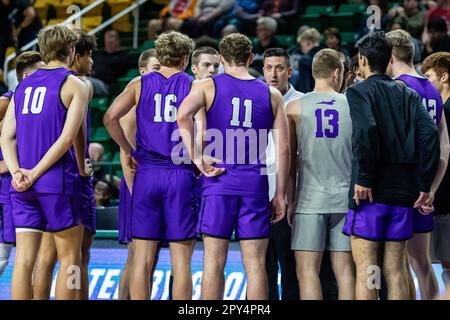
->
<box><xmin>75</xmin><ymin>30</ymin><xmax>97</xmax><ymax>56</ymax></box>
<box><xmin>16</xmin><ymin>51</ymin><xmax>43</xmax><ymax>81</ymax></box>
<box><xmin>427</xmin><ymin>17</ymin><xmax>448</xmax><ymax>33</ymax></box>
<box><xmin>191</xmin><ymin>46</ymin><xmax>219</xmax><ymax>66</ymax></box>
<box><xmin>263</xmin><ymin>48</ymin><xmax>291</xmax><ymax>67</ymax></box>
<box><xmin>139</xmin><ymin>48</ymin><xmax>157</xmax><ymax>68</ymax></box>
<box><xmin>324</xmin><ymin>27</ymin><xmax>341</xmax><ymax>42</ymax></box>
<box><xmin>356</xmin><ymin>31</ymin><xmax>392</xmax><ymax>74</ymax></box>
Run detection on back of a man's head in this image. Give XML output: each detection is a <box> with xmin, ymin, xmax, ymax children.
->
<box><xmin>219</xmin><ymin>33</ymin><xmax>253</xmax><ymax>66</ymax></box>
<box><xmin>155</xmin><ymin>31</ymin><xmax>195</xmax><ymax>68</ymax></box>
<box><xmin>38</xmin><ymin>25</ymin><xmax>78</xmax><ymax>63</ymax></box>
<box><xmin>312</xmin><ymin>48</ymin><xmax>345</xmax><ymax>80</ymax></box>
<box><xmin>356</xmin><ymin>31</ymin><xmax>392</xmax><ymax>74</ymax></box>
<box><xmin>15</xmin><ymin>51</ymin><xmax>43</xmax><ymax>81</ymax></box>
<box><xmin>386</xmin><ymin>29</ymin><xmax>415</xmax><ymax>66</ymax></box>
<box><xmin>74</xmin><ymin>30</ymin><xmax>97</xmax><ymax>57</ymax></box>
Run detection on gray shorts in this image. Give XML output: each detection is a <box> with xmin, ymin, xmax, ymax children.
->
<box><xmin>291</xmin><ymin>212</ymin><xmax>351</xmax><ymax>252</ymax></box>
<box><xmin>431</xmin><ymin>214</ymin><xmax>450</xmax><ymax>262</ymax></box>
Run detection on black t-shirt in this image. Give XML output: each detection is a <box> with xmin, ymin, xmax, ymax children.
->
<box><xmin>0</xmin><ymin>2</ymin><xmax>13</xmax><ymax>36</ymax></box>
<box><xmin>92</xmin><ymin>50</ymin><xmax>137</xmax><ymax>85</ymax></box>
<box><xmin>432</xmin><ymin>35</ymin><xmax>450</xmax><ymax>53</ymax></box>
<box><xmin>434</xmin><ymin>97</ymin><xmax>450</xmax><ymax>215</ymax></box>
<box><xmin>8</xmin><ymin>0</ymin><xmax>42</xmax><ymax>43</ymax></box>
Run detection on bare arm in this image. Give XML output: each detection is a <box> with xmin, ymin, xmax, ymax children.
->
<box><xmin>73</xmin><ymin>78</ymin><xmax>93</xmax><ymax>176</ymax></box>
<box><xmin>103</xmin><ymin>77</ymin><xmax>140</xmax><ymax>155</ymax></box>
<box><xmin>0</xmin><ymin>97</ymin><xmax>10</xmax><ymax>138</ymax></box>
<box><xmin>178</xmin><ymin>80</ymin><xmax>209</xmax><ymax>164</ymax></box>
<box><xmin>271</xmin><ymin>87</ymin><xmax>290</xmax><ymax>199</ymax></box>
<box><xmin>0</xmin><ymin>97</ymin><xmax>19</xmax><ymax>175</ymax></box>
<box><xmin>286</xmin><ymin>99</ymin><xmax>299</xmax><ymax>209</ymax></box>
<box><xmin>270</xmin><ymin>87</ymin><xmax>290</xmax><ymax>224</ymax></box>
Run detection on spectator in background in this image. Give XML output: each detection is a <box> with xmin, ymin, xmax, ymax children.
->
<box><xmin>217</xmin><ymin>0</ymin><xmax>261</xmax><ymax>35</ymax></box>
<box><xmin>424</xmin><ymin>17</ymin><xmax>450</xmax><ymax>57</ymax></box>
<box><xmin>7</xmin><ymin>0</ymin><xmax>42</xmax><ymax>50</ymax></box>
<box><xmin>389</xmin><ymin>0</ymin><xmax>425</xmax><ymax>39</ymax></box>
<box><xmin>324</xmin><ymin>27</ymin><xmax>350</xmax><ymax>57</ymax></box>
<box><xmin>251</xmin><ymin>17</ymin><xmax>281</xmax><ymax>74</ymax></box>
<box><xmin>0</xmin><ymin>0</ymin><xmax>13</xmax><ymax>70</ymax></box>
<box><xmin>89</xmin><ymin>142</ymin><xmax>121</xmax><ymax>198</ymax></box>
<box><xmin>147</xmin><ymin>0</ymin><xmax>197</xmax><ymax>40</ymax></box>
<box><xmin>185</xmin><ymin>0</ymin><xmax>235</xmax><ymax>37</ymax></box>
<box><xmin>260</xmin><ymin>0</ymin><xmax>300</xmax><ymax>33</ymax></box>
<box><xmin>425</xmin><ymin>0</ymin><xmax>450</xmax><ymax>22</ymax></box>
<box><xmin>94</xmin><ymin>181</ymin><xmax>111</xmax><ymax>208</ymax></box>
<box><xmin>90</xmin><ymin>30</ymin><xmax>137</xmax><ymax>96</ymax></box>
<box><xmin>297</xmin><ymin>27</ymin><xmax>321</xmax><ymax>93</ymax></box>
<box><xmin>287</xmin><ymin>25</ymin><xmax>309</xmax><ymax>89</ymax></box>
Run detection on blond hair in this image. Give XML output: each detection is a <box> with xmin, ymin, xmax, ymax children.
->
<box><xmin>386</xmin><ymin>29</ymin><xmax>415</xmax><ymax>65</ymax></box>
<box><xmin>219</xmin><ymin>33</ymin><xmax>253</xmax><ymax>66</ymax></box>
<box><xmin>38</xmin><ymin>25</ymin><xmax>78</xmax><ymax>63</ymax></box>
<box><xmin>155</xmin><ymin>31</ymin><xmax>195</xmax><ymax>67</ymax></box>
<box><xmin>312</xmin><ymin>48</ymin><xmax>345</xmax><ymax>79</ymax></box>
<box><xmin>298</xmin><ymin>28</ymin><xmax>321</xmax><ymax>45</ymax></box>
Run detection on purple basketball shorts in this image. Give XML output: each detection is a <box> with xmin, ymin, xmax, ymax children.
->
<box><xmin>119</xmin><ymin>177</ymin><xmax>132</xmax><ymax>245</ymax></box>
<box><xmin>11</xmin><ymin>192</ymin><xmax>81</xmax><ymax>232</ymax></box>
<box><xmin>197</xmin><ymin>195</ymin><xmax>271</xmax><ymax>240</ymax></box>
<box><xmin>81</xmin><ymin>177</ymin><xmax>96</xmax><ymax>235</ymax></box>
<box><xmin>343</xmin><ymin>201</ymin><xmax>414</xmax><ymax>241</ymax></box>
<box><xmin>0</xmin><ymin>203</ymin><xmax>15</xmax><ymax>244</ymax></box>
<box><xmin>131</xmin><ymin>166</ymin><xmax>196</xmax><ymax>241</ymax></box>
<box><xmin>412</xmin><ymin>209</ymin><xmax>434</xmax><ymax>233</ymax></box>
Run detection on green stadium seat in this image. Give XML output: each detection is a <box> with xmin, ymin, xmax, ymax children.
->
<box><xmin>328</xmin><ymin>4</ymin><xmax>367</xmax><ymax>32</ymax></box>
<box><xmin>299</xmin><ymin>5</ymin><xmax>335</xmax><ymax>31</ymax></box>
<box><xmin>103</xmin><ymin>151</ymin><xmax>112</xmax><ymax>162</ymax></box>
<box><xmin>336</xmin><ymin>3</ymin><xmax>366</xmax><ymax>14</ymax></box>
<box><xmin>275</xmin><ymin>35</ymin><xmax>296</xmax><ymax>48</ymax></box>
<box><xmin>90</xmin><ymin>97</ymin><xmax>109</xmax><ymax>112</ymax></box>
<box><xmin>124</xmin><ymin>68</ymin><xmax>140</xmax><ymax>79</ymax></box>
<box><xmin>112</xmin><ymin>151</ymin><xmax>121</xmax><ymax>162</ymax></box>
<box><xmin>91</xmin><ymin>127</ymin><xmax>111</xmax><ymax>143</ymax></box>
<box><xmin>340</xmin><ymin>32</ymin><xmax>357</xmax><ymax>46</ymax></box>
<box><xmin>115</xmin><ymin>169</ymin><xmax>123</xmax><ymax>178</ymax></box>
<box><xmin>141</xmin><ymin>39</ymin><xmax>155</xmax><ymax>51</ymax></box>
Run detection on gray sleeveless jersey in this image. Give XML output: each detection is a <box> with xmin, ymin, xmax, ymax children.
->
<box><xmin>295</xmin><ymin>91</ymin><xmax>352</xmax><ymax>213</ymax></box>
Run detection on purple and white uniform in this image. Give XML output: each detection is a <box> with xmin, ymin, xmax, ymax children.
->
<box><xmin>0</xmin><ymin>91</ymin><xmax>15</xmax><ymax>244</ymax></box>
<box><xmin>197</xmin><ymin>74</ymin><xmax>274</xmax><ymax>240</ymax></box>
<box><xmin>11</xmin><ymin>68</ymin><xmax>82</xmax><ymax>232</ymax></box>
<box><xmin>397</xmin><ymin>74</ymin><xmax>443</xmax><ymax>233</ymax></box>
<box><xmin>131</xmin><ymin>72</ymin><xmax>196</xmax><ymax>241</ymax></box>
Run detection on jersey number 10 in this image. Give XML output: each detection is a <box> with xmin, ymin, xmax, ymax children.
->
<box><xmin>22</xmin><ymin>87</ymin><xmax>47</xmax><ymax>115</ymax></box>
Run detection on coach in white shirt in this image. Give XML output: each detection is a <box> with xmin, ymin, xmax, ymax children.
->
<box><xmin>263</xmin><ymin>48</ymin><xmax>338</xmax><ymax>301</ymax></box>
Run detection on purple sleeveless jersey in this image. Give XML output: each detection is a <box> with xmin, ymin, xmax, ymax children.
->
<box><xmin>134</xmin><ymin>72</ymin><xmax>193</xmax><ymax>167</ymax></box>
<box><xmin>202</xmin><ymin>74</ymin><xmax>274</xmax><ymax>198</ymax></box>
<box><xmin>397</xmin><ymin>74</ymin><xmax>443</xmax><ymax>126</ymax></box>
<box><xmin>13</xmin><ymin>68</ymin><xmax>81</xmax><ymax>195</ymax></box>
<box><xmin>0</xmin><ymin>91</ymin><xmax>13</xmax><ymax>204</ymax></box>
